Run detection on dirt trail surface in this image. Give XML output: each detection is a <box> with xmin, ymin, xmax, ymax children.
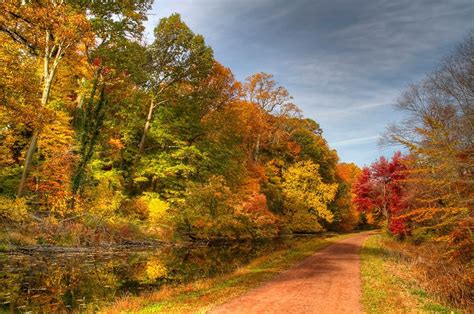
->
<box><xmin>211</xmin><ymin>232</ymin><xmax>373</xmax><ymax>314</ymax></box>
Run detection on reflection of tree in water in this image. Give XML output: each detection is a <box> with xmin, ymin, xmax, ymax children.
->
<box><xmin>0</xmin><ymin>253</ymin><xmax>124</xmax><ymax>312</ymax></box>
<box><xmin>0</xmin><ymin>237</ymin><xmax>300</xmax><ymax>312</ymax></box>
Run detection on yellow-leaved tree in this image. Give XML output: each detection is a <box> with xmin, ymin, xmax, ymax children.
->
<box><xmin>282</xmin><ymin>160</ymin><xmax>338</xmax><ymax>233</ymax></box>
<box><xmin>0</xmin><ymin>1</ymin><xmax>94</xmax><ymax>197</ymax></box>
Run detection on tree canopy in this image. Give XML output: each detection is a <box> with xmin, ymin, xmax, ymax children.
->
<box><xmin>0</xmin><ymin>2</ymin><xmax>352</xmax><ymax>244</ymax></box>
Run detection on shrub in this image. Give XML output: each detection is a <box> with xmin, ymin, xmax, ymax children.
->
<box><xmin>0</xmin><ymin>196</ymin><xmax>28</xmax><ymax>223</ymax></box>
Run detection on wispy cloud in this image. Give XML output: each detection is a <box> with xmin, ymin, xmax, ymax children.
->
<box><xmin>330</xmin><ymin>135</ymin><xmax>380</xmax><ymax>147</ymax></box>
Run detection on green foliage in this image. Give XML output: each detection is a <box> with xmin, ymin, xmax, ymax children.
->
<box><xmin>148</xmin><ymin>13</ymin><xmax>214</xmax><ymax>89</ymax></box>
<box><xmin>83</xmin><ymin>159</ymin><xmax>125</xmax><ymax>218</ymax></box>
<box><xmin>178</xmin><ymin>176</ymin><xmax>238</xmax><ymax>239</ymax></box>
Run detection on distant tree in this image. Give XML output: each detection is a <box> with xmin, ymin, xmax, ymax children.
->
<box><xmin>282</xmin><ymin>160</ymin><xmax>338</xmax><ymax>233</ymax></box>
<box><xmin>353</xmin><ymin>152</ymin><xmax>409</xmax><ymax>236</ymax></box>
<box><xmin>331</xmin><ymin>163</ymin><xmax>361</xmax><ymax>232</ymax></box>
<box><xmin>242</xmin><ymin>73</ymin><xmax>301</xmax><ymax>161</ymax></box>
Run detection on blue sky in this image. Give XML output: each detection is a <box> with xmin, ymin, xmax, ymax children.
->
<box><xmin>144</xmin><ymin>0</ymin><xmax>473</xmax><ymax>166</ymax></box>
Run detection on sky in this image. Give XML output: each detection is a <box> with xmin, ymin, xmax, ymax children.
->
<box><xmin>144</xmin><ymin>0</ymin><xmax>473</xmax><ymax>166</ymax></box>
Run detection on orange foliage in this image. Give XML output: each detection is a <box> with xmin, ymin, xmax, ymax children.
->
<box><xmin>287</xmin><ymin>140</ymin><xmax>301</xmax><ymax>156</ymax></box>
<box><xmin>29</xmin><ymin>113</ymin><xmax>77</xmax><ymax>214</ymax></box>
<box><xmin>336</xmin><ymin>163</ymin><xmax>360</xmax><ymax>185</ymax></box>
<box><xmin>242</xmin><ymin>193</ymin><xmax>268</xmax><ymax>214</ymax></box>
<box><xmin>334</xmin><ymin>162</ymin><xmax>361</xmax><ymax>231</ymax></box>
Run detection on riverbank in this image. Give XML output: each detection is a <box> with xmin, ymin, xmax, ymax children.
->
<box><xmin>103</xmin><ymin>232</ymin><xmax>359</xmax><ymax>313</ymax></box>
<box><xmin>0</xmin><ymin>231</ymin><xmax>341</xmax><ymax>253</ymax></box>
<box><xmin>360</xmin><ymin>234</ymin><xmax>466</xmax><ymax>313</ymax></box>
<box><xmin>1</xmin><ymin>232</ymin><xmax>357</xmax><ymax>312</ymax></box>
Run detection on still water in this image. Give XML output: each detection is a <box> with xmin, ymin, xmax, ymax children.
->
<box><xmin>0</xmin><ymin>236</ymin><xmax>313</xmax><ymax>313</ymax></box>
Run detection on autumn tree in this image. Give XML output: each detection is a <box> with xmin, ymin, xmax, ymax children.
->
<box><xmin>330</xmin><ymin>163</ymin><xmax>361</xmax><ymax>232</ymax></box>
<box><xmin>242</xmin><ymin>73</ymin><xmax>301</xmax><ymax>162</ymax></box>
<box><xmin>139</xmin><ymin>13</ymin><xmax>213</xmax><ymax>153</ymax></box>
<box><xmin>288</xmin><ymin>118</ymin><xmax>338</xmax><ymax>182</ymax></box>
<box><xmin>384</xmin><ymin>32</ymin><xmax>473</xmax><ymax>258</ymax></box>
<box><xmin>282</xmin><ymin>161</ymin><xmax>338</xmax><ymax>233</ymax></box>
<box><xmin>0</xmin><ymin>1</ymin><xmax>94</xmax><ymax>197</ymax></box>
<box><xmin>353</xmin><ymin>152</ymin><xmax>409</xmax><ymax>236</ymax></box>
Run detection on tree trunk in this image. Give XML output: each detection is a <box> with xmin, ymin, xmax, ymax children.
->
<box><xmin>17</xmin><ymin>30</ymin><xmax>60</xmax><ymax>197</ymax></box>
<box><xmin>139</xmin><ymin>97</ymin><xmax>155</xmax><ymax>154</ymax></box>
<box><xmin>254</xmin><ymin>133</ymin><xmax>261</xmax><ymax>162</ymax></box>
<box><xmin>71</xmin><ymin>83</ymin><xmax>106</xmax><ymax>197</ymax></box>
<box><xmin>17</xmin><ymin>132</ymin><xmax>38</xmax><ymax>197</ymax></box>
<box><xmin>17</xmin><ymin>74</ymin><xmax>54</xmax><ymax>197</ymax></box>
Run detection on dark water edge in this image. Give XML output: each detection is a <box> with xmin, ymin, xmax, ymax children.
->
<box><xmin>0</xmin><ymin>235</ymin><xmax>323</xmax><ymax>313</ymax></box>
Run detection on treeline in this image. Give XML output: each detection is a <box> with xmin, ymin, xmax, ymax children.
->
<box><xmin>0</xmin><ymin>1</ymin><xmax>363</xmax><ymax>245</ymax></box>
<box><xmin>352</xmin><ymin>33</ymin><xmax>473</xmax><ymax>309</ymax></box>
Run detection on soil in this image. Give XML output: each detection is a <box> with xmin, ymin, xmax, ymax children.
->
<box><xmin>211</xmin><ymin>232</ymin><xmax>373</xmax><ymax>314</ymax></box>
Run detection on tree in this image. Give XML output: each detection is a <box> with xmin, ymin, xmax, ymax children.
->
<box><xmin>243</xmin><ymin>72</ymin><xmax>294</xmax><ymax>116</ymax></box>
<box><xmin>139</xmin><ymin>13</ymin><xmax>213</xmax><ymax>153</ymax></box>
<box><xmin>288</xmin><ymin>118</ymin><xmax>338</xmax><ymax>182</ymax></box>
<box><xmin>384</xmin><ymin>32</ymin><xmax>473</xmax><ymax>258</ymax></box>
<box><xmin>282</xmin><ymin>160</ymin><xmax>338</xmax><ymax>233</ymax></box>
<box><xmin>352</xmin><ymin>152</ymin><xmax>409</xmax><ymax>236</ymax></box>
<box><xmin>70</xmin><ymin>0</ymin><xmax>152</xmax><ymax>197</ymax></box>
<box><xmin>331</xmin><ymin>163</ymin><xmax>361</xmax><ymax>231</ymax></box>
<box><xmin>30</xmin><ymin>112</ymin><xmax>77</xmax><ymax>215</ymax></box>
<box><xmin>242</xmin><ymin>73</ymin><xmax>300</xmax><ymax>161</ymax></box>
<box><xmin>0</xmin><ymin>1</ymin><xmax>94</xmax><ymax>196</ymax></box>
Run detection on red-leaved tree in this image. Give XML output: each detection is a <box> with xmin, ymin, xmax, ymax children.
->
<box><xmin>353</xmin><ymin>152</ymin><xmax>409</xmax><ymax>236</ymax></box>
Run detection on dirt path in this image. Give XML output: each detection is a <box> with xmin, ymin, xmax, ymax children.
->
<box><xmin>211</xmin><ymin>232</ymin><xmax>373</xmax><ymax>314</ymax></box>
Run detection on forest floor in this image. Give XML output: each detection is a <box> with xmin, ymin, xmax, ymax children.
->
<box><xmin>211</xmin><ymin>232</ymin><xmax>372</xmax><ymax>314</ymax></box>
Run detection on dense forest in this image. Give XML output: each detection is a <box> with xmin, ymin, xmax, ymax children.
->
<box><xmin>0</xmin><ymin>1</ymin><xmax>364</xmax><ymax>246</ymax></box>
<box><xmin>1</xmin><ymin>1</ymin><xmax>471</xmax><ymax>255</ymax></box>
<box><xmin>0</xmin><ymin>1</ymin><xmax>472</xmax><ymax>312</ymax></box>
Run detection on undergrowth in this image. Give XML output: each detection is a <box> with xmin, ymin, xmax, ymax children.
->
<box><xmin>361</xmin><ymin>234</ymin><xmax>471</xmax><ymax>313</ymax></box>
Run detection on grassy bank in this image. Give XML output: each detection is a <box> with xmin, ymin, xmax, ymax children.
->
<box><xmin>103</xmin><ymin>233</ymin><xmax>355</xmax><ymax>313</ymax></box>
<box><xmin>360</xmin><ymin>235</ymin><xmax>463</xmax><ymax>313</ymax></box>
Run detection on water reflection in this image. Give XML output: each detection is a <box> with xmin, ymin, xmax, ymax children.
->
<box><xmin>0</xmin><ymin>237</ymin><xmax>309</xmax><ymax>313</ymax></box>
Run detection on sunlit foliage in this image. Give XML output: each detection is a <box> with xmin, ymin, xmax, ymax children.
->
<box><xmin>1</xmin><ymin>1</ymin><xmax>352</xmax><ymax>244</ymax></box>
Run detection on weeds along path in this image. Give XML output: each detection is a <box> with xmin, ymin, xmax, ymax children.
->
<box><xmin>211</xmin><ymin>232</ymin><xmax>374</xmax><ymax>314</ymax></box>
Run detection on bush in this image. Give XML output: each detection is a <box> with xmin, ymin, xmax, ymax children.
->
<box><xmin>0</xmin><ymin>196</ymin><xmax>28</xmax><ymax>223</ymax></box>
<box><xmin>383</xmin><ymin>237</ymin><xmax>473</xmax><ymax>310</ymax></box>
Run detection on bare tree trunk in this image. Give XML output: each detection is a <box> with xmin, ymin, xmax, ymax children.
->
<box><xmin>254</xmin><ymin>133</ymin><xmax>261</xmax><ymax>162</ymax></box>
<box><xmin>139</xmin><ymin>98</ymin><xmax>155</xmax><ymax>154</ymax></box>
<box><xmin>17</xmin><ymin>132</ymin><xmax>38</xmax><ymax>196</ymax></box>
<box><xmin>138</xmin><ymin>97</ymin><xmax>166</xmax><ymax>154</ymax></box>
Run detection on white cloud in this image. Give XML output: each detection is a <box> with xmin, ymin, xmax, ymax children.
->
<box><xmin>330</xmin><ymin>135</ymin><xmax>380</xmax><ymax>147</ymax></box>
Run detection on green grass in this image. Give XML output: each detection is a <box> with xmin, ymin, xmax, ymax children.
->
<box><xmin>360</xmin><ymin>235</ymin><xmax>462</xmax><ymax>314</ymax></box>
<box><xmin>104</xmin><ymin>233</ymin><xmax>356</xmax><ymax>313</ymax></box>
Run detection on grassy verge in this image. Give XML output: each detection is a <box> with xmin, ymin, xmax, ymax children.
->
<box><xmin>103</xmin><ymin>233</ymin><xmax>356</xmax><ymax>313</ymax></box>
<box><xmin>360</xmin><ymin>235</ymin><xmax>462</xmax><ymax>313</ymax></box>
